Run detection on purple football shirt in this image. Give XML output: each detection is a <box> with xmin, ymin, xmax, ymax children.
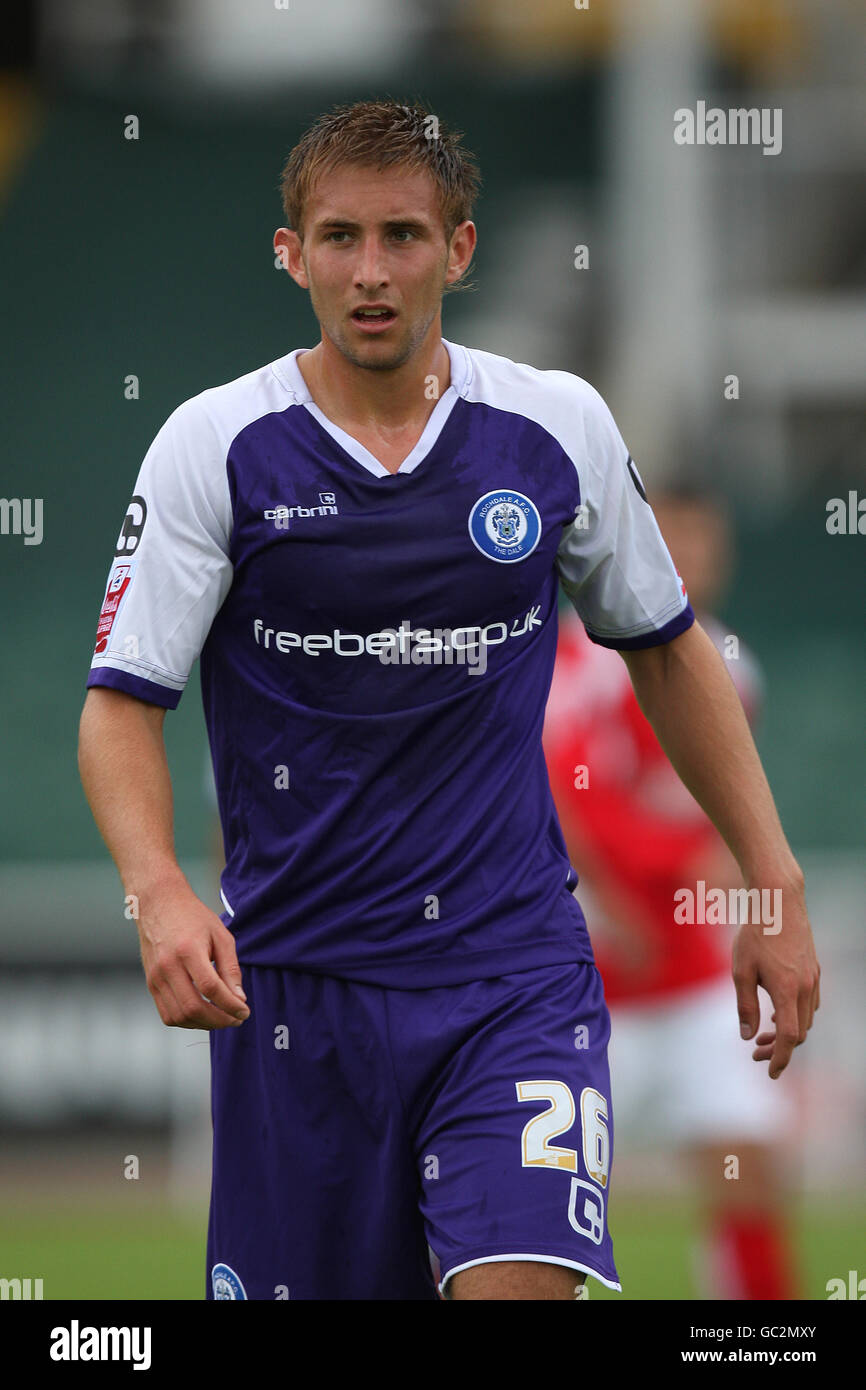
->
<box><xmin>87</xmin><ymin>339</ymin><xmax>693</xmax><ymax>985</ymax></box>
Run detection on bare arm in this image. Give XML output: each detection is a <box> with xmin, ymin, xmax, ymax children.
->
<box><xmin>78</xmin><ymin>687</ymin><xmax>249</xmax><ymax>1029</ymax></box>
<box><xmin>620</xmin><ymin>620</ymin><xmax>820</xmax><ymax>1078</ymax></box>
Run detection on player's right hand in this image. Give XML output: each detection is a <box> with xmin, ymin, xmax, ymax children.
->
<box><xmin>135</xmin><ymin>874</ymin><xmax>250</xmax><ymax>1030</ymax></box>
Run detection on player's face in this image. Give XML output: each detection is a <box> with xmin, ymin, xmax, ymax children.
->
<box><xmin>282</xmin><ymin>164</ymin><xmax>469</xmax><ymax>371</ymax></box>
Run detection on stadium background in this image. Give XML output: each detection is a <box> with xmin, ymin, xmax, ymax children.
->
<box><xmin>0</xmin><ymin>0</ymin><xmax>863</xmax><ymax>1299</ymax></box>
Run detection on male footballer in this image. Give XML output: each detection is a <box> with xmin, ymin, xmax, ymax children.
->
<box><xmin>78</xmin><ymin>99</ymin><xmax>819</xmax><ymax>1301</ymax></box>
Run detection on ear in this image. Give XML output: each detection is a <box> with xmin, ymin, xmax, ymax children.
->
<box><xmin>445</xmin><ymin>220</ymin><xmax>477</xmax><ymax>287</ymax></box>
<box><xmin>274</xmin><ymin>227</ymin><xmax>308</xmax><ymax>288</ymax></box>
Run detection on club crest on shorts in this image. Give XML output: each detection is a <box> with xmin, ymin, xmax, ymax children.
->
<box><xmin>468</xmin><ymin>490</ymin><xmax>541</xmax><ymax>563</ymax></box>
<box><xmin>211</xmin><ymin>1263</ymin><xmax>247</xmax><ymax>1300</ymax></box>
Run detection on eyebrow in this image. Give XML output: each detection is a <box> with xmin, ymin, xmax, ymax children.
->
<box><xmin>315</xmin><ymin>218</ymin><xmax>432</xmax><ymax>234</ymax></box>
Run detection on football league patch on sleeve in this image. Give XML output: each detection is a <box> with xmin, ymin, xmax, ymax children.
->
<box><xmin>93</xmin><ymin>562</ymin><xmax>135</xmax><ymax>654</ymax></box>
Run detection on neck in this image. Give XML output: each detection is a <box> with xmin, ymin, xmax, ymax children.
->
<box><xmin>298</xmin><ymin>321</ymin><xmax>450</xmax><ymax>430</ymax></box>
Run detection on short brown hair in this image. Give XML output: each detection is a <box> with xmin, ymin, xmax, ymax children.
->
<box><xmin>279</xmin><ymin>98</ymin><xmax>481</xmax><ymax>277</ymax></box>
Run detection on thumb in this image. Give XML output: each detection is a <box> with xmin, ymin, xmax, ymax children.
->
<box><xmin>211</xmin><ymin>926</ymin><xmax>247</xmax><ymax>1000</ymax></box>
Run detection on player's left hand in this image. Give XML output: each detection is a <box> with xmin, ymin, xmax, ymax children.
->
<box><xmin>731</xmin><ymin>871</ymin><xmax>820</xmax><ymax>1080</ymax></box>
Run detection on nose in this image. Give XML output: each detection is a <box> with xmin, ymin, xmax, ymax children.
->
<box><xmin>353</xmin><ymin>235</ymin><xmax>389</xmax><ymax>290</ymax></box>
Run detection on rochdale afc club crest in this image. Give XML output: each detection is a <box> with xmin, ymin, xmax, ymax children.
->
<box><xmin>468</xmin><ymin>490</ymin><xmax>541</xmax><ymax>564</ymax></box>
<box><xmin>212</xmin><ymin>1263</ymin><xmax>247</xmax><ymax>1300</ymax></box>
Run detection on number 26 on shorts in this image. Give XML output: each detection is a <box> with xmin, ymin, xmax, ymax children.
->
<box><xmin>516</xmin><ymin>1080</ymin><xmax>609</xmax><ymax>1246</ymax></box>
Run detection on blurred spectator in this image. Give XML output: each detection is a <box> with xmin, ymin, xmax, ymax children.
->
<box><xmin>544</xmin><ymin>488</ymin><xmax>802</xmax><ymax>1298</ymax></box>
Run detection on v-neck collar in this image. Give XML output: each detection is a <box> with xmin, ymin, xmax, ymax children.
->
<box><xmin>272</xmin><ymin>338</ymin><xmax>472</xmax><ymax>479</ymax></box>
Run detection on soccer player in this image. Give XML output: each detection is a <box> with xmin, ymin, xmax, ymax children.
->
<box><xmin>78</xmin><ymin>99</ymin><xmax>819</xmax><ymax>1301</ymax></box>
<box><xmin>544</xmin><ymin>490</ymin><xmax>801</xmax><ymax>1298</ymax></box>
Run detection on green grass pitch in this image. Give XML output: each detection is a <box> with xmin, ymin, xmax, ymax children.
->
<box><xmin>2</xmin><ymin>1196</ymin><xmax>861</xmax><ymax>1300</ymax></box>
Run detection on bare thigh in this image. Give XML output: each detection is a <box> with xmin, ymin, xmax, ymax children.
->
<box><xmin>448</xmin><ymin>1261</ymin><xmax>585</xmax><ymax>1301</ymax></box>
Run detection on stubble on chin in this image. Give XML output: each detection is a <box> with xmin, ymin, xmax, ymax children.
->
<box><xmin>326</xmin><ymin>317</ymin><xmax>434</xmax><ymax>373</ymax></box>
<box><xmin>308</xmin><ymin>271</ymin><xmax>442</xmax><ymax>373</ymax></box>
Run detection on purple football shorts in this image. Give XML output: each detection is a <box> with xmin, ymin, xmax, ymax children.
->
<box><xmin>207</xmin><ymin>960</ymin><xmax>620</xmax><ymax>1299</ymax></box>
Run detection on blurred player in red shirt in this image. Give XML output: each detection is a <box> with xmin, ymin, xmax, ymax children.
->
<box><xmin>544</xmin><ymin>488</ymin><xmax>801</xmax><ymax>1299</ymax></box>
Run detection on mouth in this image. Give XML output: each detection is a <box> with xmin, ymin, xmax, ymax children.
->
<box><xmin>350</xmin><ymin>305</ymin><xmax>398</xmax><ymax>333</ymax></box>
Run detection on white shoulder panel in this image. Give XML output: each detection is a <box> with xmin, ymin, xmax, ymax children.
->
<box><xmin>88</xmin><ymin>358</ymin><xmax>297</xmax><ymax>700</ymax></box>
<box><xmin>463</xmin><ymin>346</ymin><xmax>690</xmax><ymax>645</ymax></box>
